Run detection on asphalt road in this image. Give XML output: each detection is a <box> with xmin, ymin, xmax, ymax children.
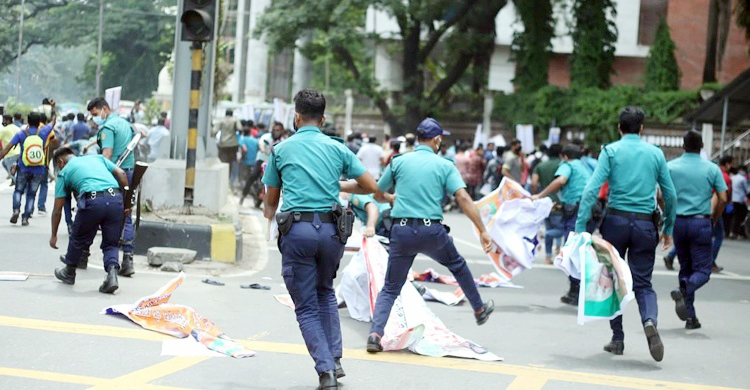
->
<box><xmin>0</xmin><ymin>182</ymin><xmax>749</xmax><ymax>390</ymax></box>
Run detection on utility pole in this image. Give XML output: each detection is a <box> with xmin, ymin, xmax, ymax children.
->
<box><xmin>184</xmin><ymin>41</ymin><xmax>203</xmax><ymax>207</ymax></box>
<box><xmin>96</xmin><ymin>0</ymin><xmax>104</xmax><ymax>96</ymax></box>
<box><xmin>16</xmin><ymin>0</ymin><xmax>26</xmax><ymax>100</ymax></box>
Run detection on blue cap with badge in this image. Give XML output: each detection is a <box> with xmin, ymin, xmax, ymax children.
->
<box><xmin>416</xmin><ymin>117</ymin><xmax>451</xmax><ymax>138</ymax></box>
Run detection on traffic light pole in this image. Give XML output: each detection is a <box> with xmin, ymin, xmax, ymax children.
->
<box><xmin>184</xmin><ymin>41</ymin><xmax>203</xmax><ymax>207</ymax></box>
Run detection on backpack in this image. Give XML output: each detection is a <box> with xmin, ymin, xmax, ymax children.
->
<box><xmin>22</xmin><ymin>128</ymin><xmax>46</xmax><ymax>167</ymax></box>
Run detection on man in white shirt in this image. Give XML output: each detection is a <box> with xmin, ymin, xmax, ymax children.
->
<box><xmin>146</xmin><ymin>118</ymin><xmax>170</xmax><ymax>162</ymax></box>
<box><xmin>357</xmin><ymin>135</ymin><xmax>384</xmax><ymax>180</ymax></box>
<box><xmin>730</xmin><ymin>167</ymin><xmax>749</xmax><ymax>239</ymax></box>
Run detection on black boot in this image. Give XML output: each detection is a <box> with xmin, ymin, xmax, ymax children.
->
<box><xmin>317</xmin><ymin>371</ymin><xmax>338</xmax><ymax>389</ymax></box>
<box><xmin>54</xmin><ymin>265</ymin><xmax>76</xmax><ymax>285</ymax></box>
<box><xmin>119</xmin><ymin>253</ymin><xmax>135</xmax><ymax>277</ymax></box>
<box><xmin>663</xmin><ymin>253</ymin><xmax>675</xmax><ymax>270</ymax></box>
<box><xmin>79</xmin><ymin>249</ymin><xmax>90</xmax><ymax>269</ymax></box>
<box><xmin>561</xmin><ymin>280</ymin><xmax>579</xmax><ymax>306</ymax></box>
<box><xmin>99</xmin><ymin>266</ymin><xmax>119</xmax><ymax>294</ymax></box>
<box><xmin>334</xmin><ymin>358</ymin><xmax>345</xmax><ymax>378</ymax></box>
<box><xmin>603</xmin><ymin>340</ymin><xmax>624</xmax><ymax>355</ymax></box>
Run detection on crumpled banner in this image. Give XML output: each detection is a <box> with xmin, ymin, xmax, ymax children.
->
<box><xmin>102</xmin><ymin>272</ymin><xmax>255</xmax><ymax>358</ymax></box>
<box><xmin>412</xmin><ymin>269</ymin><xmax>519</xmax><ymax>289</ymax></box>
<box><xmin>474</xmin><ymin>178</ymin><xmax>552</xmax><ymax>283</ymax></box>
<box><xmin>555</xmin><ymin>233</ymin><xmax>635</xmax><ymax>324</ymax></box>
<box><xmin>355</xmin><ymin>237</ymin><xmax>501</xmax><ymax>361</ymax></box>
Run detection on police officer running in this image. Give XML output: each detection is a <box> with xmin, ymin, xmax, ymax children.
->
<box><xmin>575</xmin><ymin>107</ymin><xmax>676</xmax><ymax>361</ymax></box>
<box><xmin>50</xmin><ymin>147</ymin><xmax>130</xmax><ymax>294</ymax></box>
<box><xmin>366</xmin><ymin>118</ymin><xmax>495</xmax><ymax>353</ymax></box>
<box><xmin>667</xmin><ymin>130</ymin><xmax>728</xmax><ymax>329</ymax></box>
<box><xmin>87</xmin><ymin>97</ymin><xmax>136</xmax><ymax>277</ymax></box>
<box><xmin>263</xmin><ymin>89</ymin><xmax>377</xmax><ymax>390</ymax></box>
<box><xmin>532</xmin><ymin>144</ymin><xmax>594</xmax><ymax>306</ymax></box>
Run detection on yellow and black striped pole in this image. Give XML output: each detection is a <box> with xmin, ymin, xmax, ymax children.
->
<box><xmin>184</xmin><ymin>41</ymin><xmax>203</xmax><ymax>207</ymax></box>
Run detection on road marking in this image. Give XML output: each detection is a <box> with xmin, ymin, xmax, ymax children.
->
<box><xmin>87</xmin><ymin>357</ymin><xmax>210</xmax><ymax>390</ymax></box>
<box><xmin>0</xmin><ymin>367</ymin><xmax>188</xmax><ymax>389</ymax></box>
<box><xmin>0</xmin><ymin>315</ymin><xmax>740</xmax><ymax>390</ymax></box>
<box><xmin>506</xmin><ymin>374</ymin><xmax>549</xmax><ymax>390</ymax></box>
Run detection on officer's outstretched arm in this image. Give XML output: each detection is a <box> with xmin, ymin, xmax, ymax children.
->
<box><xmin>455</xmin><ymin>188</ymin><xmax>493</xmax><ymax>253</ymax></box>
<box><xmin>49</xmin><ymin>197</ymin><xmax>67</xmax><ymax>249</ymax></box>
<box><xmin>264</xmin><ymin>187</ymin><xmax>281</xmax><ymax>219</ymax></box>
<box><xmin>339</xmin><ymin>172</ymin><xmax>377</xmax><ymax>195</ymax></box>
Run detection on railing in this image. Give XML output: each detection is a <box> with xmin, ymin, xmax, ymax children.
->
<box><xmin>710</xmin><ymin>128</ymin><xmax>750</xmax><ymax>166</ymax></box>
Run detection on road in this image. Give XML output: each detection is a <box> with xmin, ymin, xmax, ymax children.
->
<box><xmin>1</xmin><ymin>182</ymin><xmax>749</xmax><ymax>390</ymax></box>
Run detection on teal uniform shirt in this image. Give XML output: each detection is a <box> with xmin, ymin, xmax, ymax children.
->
<box><xmin>98</xmin><ymin>114</ymin><xmax>134</xmax><ymax>169</ymax></box>
<box><xmin>55</xmin><ymin>155</ymin><xmax>120</xmax><ymax>198</ymax></box>
<box><xmin>668</xmin><ymin>153</ymin><xmax>727</xmax><ymax>216</ymax></box>
<box><xmin>263</xmin><ymin>126</ymin><xmax>366</xmax><ymax>212</ymax></box>
<box><xmin>555</xmin><ymin>159</ymin><xmax>592</xmax><ymax>205</ymax></box>
<box><xmin>575</xmin><ymin>134</ymin><xmax>676</xmax><ymax>234</ymax></box>
<box><xmin>350</xmin><ymin>194</ymin><xmax>391</xmax><ymax>229</ymax></box>
<box><xmin>379</xmin><ymin>145</ymin><xmax>465</xmax><ymax>220</ymax></box>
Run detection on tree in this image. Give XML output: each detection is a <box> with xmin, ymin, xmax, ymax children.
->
<box><xmin>569</xmin><ymin>0</ymin><xmax>617</xmax><ymax>89</ymax></box>
<box><xmin>737</xmin><ymin>0</ymin><xmax>750</xmax><ymax>41</ymax></box>
<box><xmin>256</xmin><ymin>0</ymin><xmax>509</xmax><ymax>134</ymax></box>
<box><xmin>0</xmin><ymin>1</ymin><xmax>72</xmax><ymax>70</ymax></box>
<box><xmin>511</xmin><ymin>0</ymin><xmax>555</xmax><ymax>92</ymax></box>
<box><xmin>644</xmin><ymin>19</ymin><xmax>680</xmax><ymax>92</ymax></box>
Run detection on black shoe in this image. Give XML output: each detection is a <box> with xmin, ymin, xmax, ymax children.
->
<box><xmin>10</xmin><ymin>209</ymin><xmax>19</xmax><ymax>224</ymax></box>
<box><xmin>317</xmin><ymin>371</ymin><xmax>338</xmax><ymax>390</ymax></box>
<box><xmin>21</xmin><ymin>218</ymin><xmax>29</xmax><ymax>226</ymax></box>
<box><xmin>603</xmin><ymin>340</ymin><xmax>624</xmax><ymax>355</ymax></box>
<box><xmin>643</xmin><ymin>320</ymin><xmax>664</xmax><ymax>362</ymax></box>
<box><xmin>119</xmin><ymin>253</ymin><xmax>135</xmax><ymax>277</ymax></box>
<box><xmin>99</xmin><ymin>267</ymin><xmax>119</xmax><ymax>294</ymax></box>
<box><xmin>686</xmin><ymin>317</ymin><xmax>702</xmax><ymax>329</ymax></box>
<box><xmin>334</xmin><ymin>358</ymin><xmax>345</xmax><ymax>378</ymax></box>
<box><xmin>560</xmin><ymin>282</ymin><xmax>579</xmax><ymax>306</ymax></box>
<box><xmin>670</xmin><ymin>289</ymin><xmax>688</xmax><ymax>321</ymax></box>
<box><xmin>663</xmin><ymin>254</ymin><xmax>675</xmax><ymax>270</ymax></box>
<box><xmin>475</xmin><ymin>299</ymin><xmax>495</xmax><ymax>325</ymax></box>
<box><xmin>412</xmin><ymin>282</ymin><xmax>427</xmax><ymax>296</ymax></box>
<box><xmin>366</xmin><ymin>333</ymin><xmax>383</xmax><ymax>353</ymax></box>
<box><xmin>54</xmin><ymin>265</ymin><xmax>77</xmax><ymax>285</ymax></box>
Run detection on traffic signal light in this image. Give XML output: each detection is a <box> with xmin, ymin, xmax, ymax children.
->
<box><xmin>180</xmin><ymin>0</ymin><xmax>216</xmax><ymax>42</ymax></box>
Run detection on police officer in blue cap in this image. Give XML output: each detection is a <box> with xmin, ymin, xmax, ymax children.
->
<box><xmin>366</xmin><ymin>117</ymin><xmax>495</xmax><ymax>353</ymax></box>
<box><xmin>575</xmin><ymin>107</ymin><xmax>676</xmax><ymax>361</ymax></box>
<box><xmin>667</xmin><ymin>130</ymin><xmax>727</xmax><ymax>330</ymax></box>
<box><xmin>263</xmin><ymin>89</ymin><xmax>377</xmax><ymax>390</ymax></box>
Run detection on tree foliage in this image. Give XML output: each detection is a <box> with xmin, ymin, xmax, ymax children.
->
<box><xmin>644</xmin><ymin>19</ymin><xmax>680</xmax><ymax>92</ymax></box>
<box><xmin>735</xmin><ymin>0</ymin><xmax>750</xmax><ymax>47</ymax></box>
<box><xmin>511</xmin><ymin>0</ymin><xmax>555</xmax><ymax>92</ymax></box>
<box><xmin>256</xmin><ymin>0</ymin><xmax>508</xmax><ymax>134</ymax></box>
<box><xmin>569</xmin><ymin>0</ymin><xmax>617</xmax><ymax>89</ymax></box>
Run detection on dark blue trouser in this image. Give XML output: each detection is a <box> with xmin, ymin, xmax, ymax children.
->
<box><xmin>600</xmin><ymin>213</ymin><xmax>659</xmax><ymax>341</ymax></box>
<box><xmin>64</xmin><ymin>194</ymin><xmax>73</xmax><ymax>228</ymax></box>
<box><xmin>711</xmin><ymin>216</ymin><xmax>724</xmax><ymax>262</ymax></box>
<box><xmin>370</xmin><ymin>220</ymin><xmax>484</xmax><ymax>337</ymax></box>
<box><xmin>674</xmin><ymin>217</ymin><xmax>713</xmax><ymax>318</ymax></box>
<box><xmin>63</xmin><ymin>192</ymin><xmax>124</xmax><ymax>271</ymax></box>
<box><xmin>545</xmin><ymin>212</ymin><xmax>563</xmax><ymax>257</ymax></box>
<box><xmin>38</xmin><ymin>168</ymin><xmax>48</xmax><ymax>211</ymax></box>
<box><xmin>13</xmin><ymin>170</ymin><xmax>43</xmax><ymax>219</ymax></box>
<box><xmin>121</xmin><ymin>169</ymin><xmax>135</xmax><ymax>254</ymax></box>
<box><xmin>279</xmin><ymin>214</ymin><xmax>344</xmax><ymax>374</ymax></box>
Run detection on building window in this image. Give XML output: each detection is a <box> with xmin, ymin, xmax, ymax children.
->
<box><xmin>638</xmin><ymin>0</ymin><xmax>668</xmax><ymax>45</ymax></box>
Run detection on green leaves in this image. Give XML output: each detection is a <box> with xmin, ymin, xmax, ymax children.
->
<box><xmin>569</xmin><ymin>0</ymin><xmax>617</xmax><ymax>89</ymax></box>
<box><xmin>511</xmin><ymin>0</ymin><xmax>555</xmax><ymax>92</ymax></box>
<box><xmin>645</xmin><ymin>19</ymin><xmax>680</xmax><ymax>92</ymax></box>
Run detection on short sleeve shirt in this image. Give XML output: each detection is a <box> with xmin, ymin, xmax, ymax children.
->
<box><xmin>350</xmin><ymin>194</ymin><xmax>391</xmax><ymax>227</ymax></box>
<box><xmin>55</xmin><ymin>155</ymin><xmax>120</xmax><ymax>198</ymax></box>
<box><xmin>240</xmin><ymin>135</ymin><xmax>259</xmax><ymax>165</ymax></box>
<box><xmin>667</xmin><ymin>153</ymin><xmax>728</xmax><ymax>216</ymax></box>
<box><xmin>98</xmin><ymin>114</ymin><xmax>134</xmax><ymax>169</ymax></box>
<box><xmin>10</xmin><ymin>126</ymin><xmax>52</xmax><ymax>174</ymax></box>
<box><xmin>0</xmin><ymin>124</ymin><xmax>20</xmax><ymax>157</ymax></box>
<box><xmin>554</xmin><ymin>159</ymin><xmax>592</xmax><ymax>205</ymax></box>
<box><xmin>533</xmin><ymin>157</ymin><xmax>561</xmax><ymax>202</ymax></box>
<box><xmin>262</xmin><ymin>126</ymin><xmax>366</xmax><ymax>212</ymax></box>
<box><xmin>378</xmin><ymin>145</ymin><xmax>465</xmax><ymax>220</ymax></box>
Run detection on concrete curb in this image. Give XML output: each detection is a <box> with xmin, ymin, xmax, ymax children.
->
<box><xmin>134</xmin><ymin>220</ymin><xmax>242</xmax><ymax>263</ymax></box>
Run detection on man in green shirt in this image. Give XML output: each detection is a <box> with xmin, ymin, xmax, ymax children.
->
<box><xmin>575</xmin><ymin>107</ymin><xmax>676</xmax><ymax>362</ymax></box>
<box><xmin>667</xmin><ymin>130</ymin><xmax>728</xmax><ymax>330</ymax></box>
<box><xmin>49</xmin><ymin>147</ymin><xmax>129</xmax><ymax>294</ymax></box>
<box><xmin>532</xmin><ymin>143</ymin><xmax>563</xmax><ymax>264</ymax></box>
<box><xmin>88</xmin><ymin>97</ymin><xmax>136</xmax><ymax>277</ymax></box>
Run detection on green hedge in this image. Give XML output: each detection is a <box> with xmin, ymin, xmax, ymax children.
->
<box><xmin>493</xmin><ymin>85</ymin><xmax>720</xmax><ymax>146</ymax></box>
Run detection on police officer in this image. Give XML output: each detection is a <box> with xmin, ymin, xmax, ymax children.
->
<box><xmin>667</xmin><ymin>130</ymin><xmax>728</xmax><ymax>329</ymax></box>
<box><xmin>532</xmin><ymin>144</ymin><xmax>593</xmax><ymax>306</ymax></box>
<box><xmin>50</xmin><ymin>147</ymin><xmax>129</xmax><ymax>294</ymax></box>
<box><xmin>575</xmin><ymin>107</ymin><xmax>676</xmax><ymax>361</ymax></box>
<box><xmin>262</xmin><ymin>89</ymin><xmax>377</xmax><ymax>390</ymax></box>
<box><xmin>345</xmin><ymin>193</ymin><xmax>391</xmax><ymax>238</ymax></box>
<box><xmin>87</xmin><ymin>97</ymin><xmax>136</xmax><ymax>277</ymax></box>
<box><xmin>366</xmin><ymin>117</ymin><xmax>495</xmax><ymax>353</ymax></box>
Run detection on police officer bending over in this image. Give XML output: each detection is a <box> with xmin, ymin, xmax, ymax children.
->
<box><xmin>667</xmin><ymin>130</ymin><xmax>727</xmax><ymax>329</ymax></box>
<box><xmin>50</xmin><ymin>147</ymin><xmax>130</xmax><ymax>294</ymax></box>
<box><xmin>366</xmin><ymin>118</ymin><xmax>495</xmax><ymax>353</ymax></box>
<box><xmin>263</xmin><ymin>89</ymin><xmax>377</xmax><ymax>390</ymax></box>
<box><xmin>343</xmin><ymin>192</ymin><xmax>392</xmax><ymax>238</ymax></box>
<box><xmin>575</xmin><ymin>107</ymin><xmax>676</xmax><ymax>361</ymax></box>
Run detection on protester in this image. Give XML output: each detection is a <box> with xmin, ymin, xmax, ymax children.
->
<box><xmin>531</xmin><ymin>143</ymin><xmax>562</xmax><ymax>264</ymax></box>
<box><xmin>242</xmin><ymin>122</ymin><xmax>286</xmax><ymax>205</ymax></box>
<box><xmin>68</xmin><ymin>113</ymin><xmax>91</xmax><ymax>142</ymax></box>
<box><xmin>729</xmin><ymin>166</ymin><xmax>748</xmax><ymax>239</ymax></box>
<box><xmin>212</xmin><ymin>109</ymin><xmax>241</xmax><ymax>181</ymax></box>
<box><xmin>37</xmin><ymin>112</ymin><xmax>58</xmax><ymax>215</ymax></box>
<box><xmin>357</xmin><ymin>135</ymin><xmax>384</xmax><ymax>180</ymax></box>
<box><xmin>129</xmin><ymin>100</ymin><xmax>146</xmax><ymax>124</ymax></box>
<box><xmin>502</xmin><ymin>139</ymin><xmax>524</xmax><ymax>183</ymax></box>
<box><xmin>0</xmin><ymin>114</ymin><xmax>21</xmax><ymax>184</ymax></box>
<box><xmin>484</xmin><ymin>145</ymin><xmax>505</xmax><ymax>192</ymax></box>
<box><xmin>667</xmin><ymin>130</ymin><xmax>728</xmax><ymax>330</ymax></box>
<box><xmin>402</xmin><ymin>133</ymin><xmax>416</xmax><ymax>153</ymax></box>
<box><xmin>238</xmin><ymin>125</ymin><xmax>259</xmax><ymax>189</ymax></box>
<box><xmin>712</xmin><ymin>156</ymin><xmax>733</xmax><ymax>273</ymax></box>
<box><xmin>145</xmin><ymin>117</ymin><xmax>170</xmax><ymax>162</ymax></box>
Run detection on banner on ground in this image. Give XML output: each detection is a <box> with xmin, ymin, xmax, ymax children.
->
<box><xmin>103</xmin><ymin>273</ymin><xmax>255</xmax><ymax>358</ymax></box>
<box><xmin>555</xmin><ymin>232</ymin><xmax>635</xmax><ymax>324</ymax></box>
<box><xmin>473</xmin><ymin>178</ymin><xmax>552</xmax><ymax>283</ymax></box>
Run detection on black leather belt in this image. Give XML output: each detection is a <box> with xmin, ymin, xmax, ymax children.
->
<box><xmin>607</xmin><ymin>208</ymin><xmax>652</xmax><ymax>221</ymax></box>
<box><xmin>395</xmin><ymin>218</ymin><xmax>442</xmax><ymax>227</ymax></box>
<box><xmin>293</xmin><ymin>212</ymin><xmax>335</xmax><ymax>223</ymax></box>
<box><xmin>85</xmin><ymin>188</ymin><xmax>121</xmax><ymax>198</ymax></box>
<box><xmin>677</xmin><ymin>214</ymin><xmax>711</xmax><ymax>219</ymax></box>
